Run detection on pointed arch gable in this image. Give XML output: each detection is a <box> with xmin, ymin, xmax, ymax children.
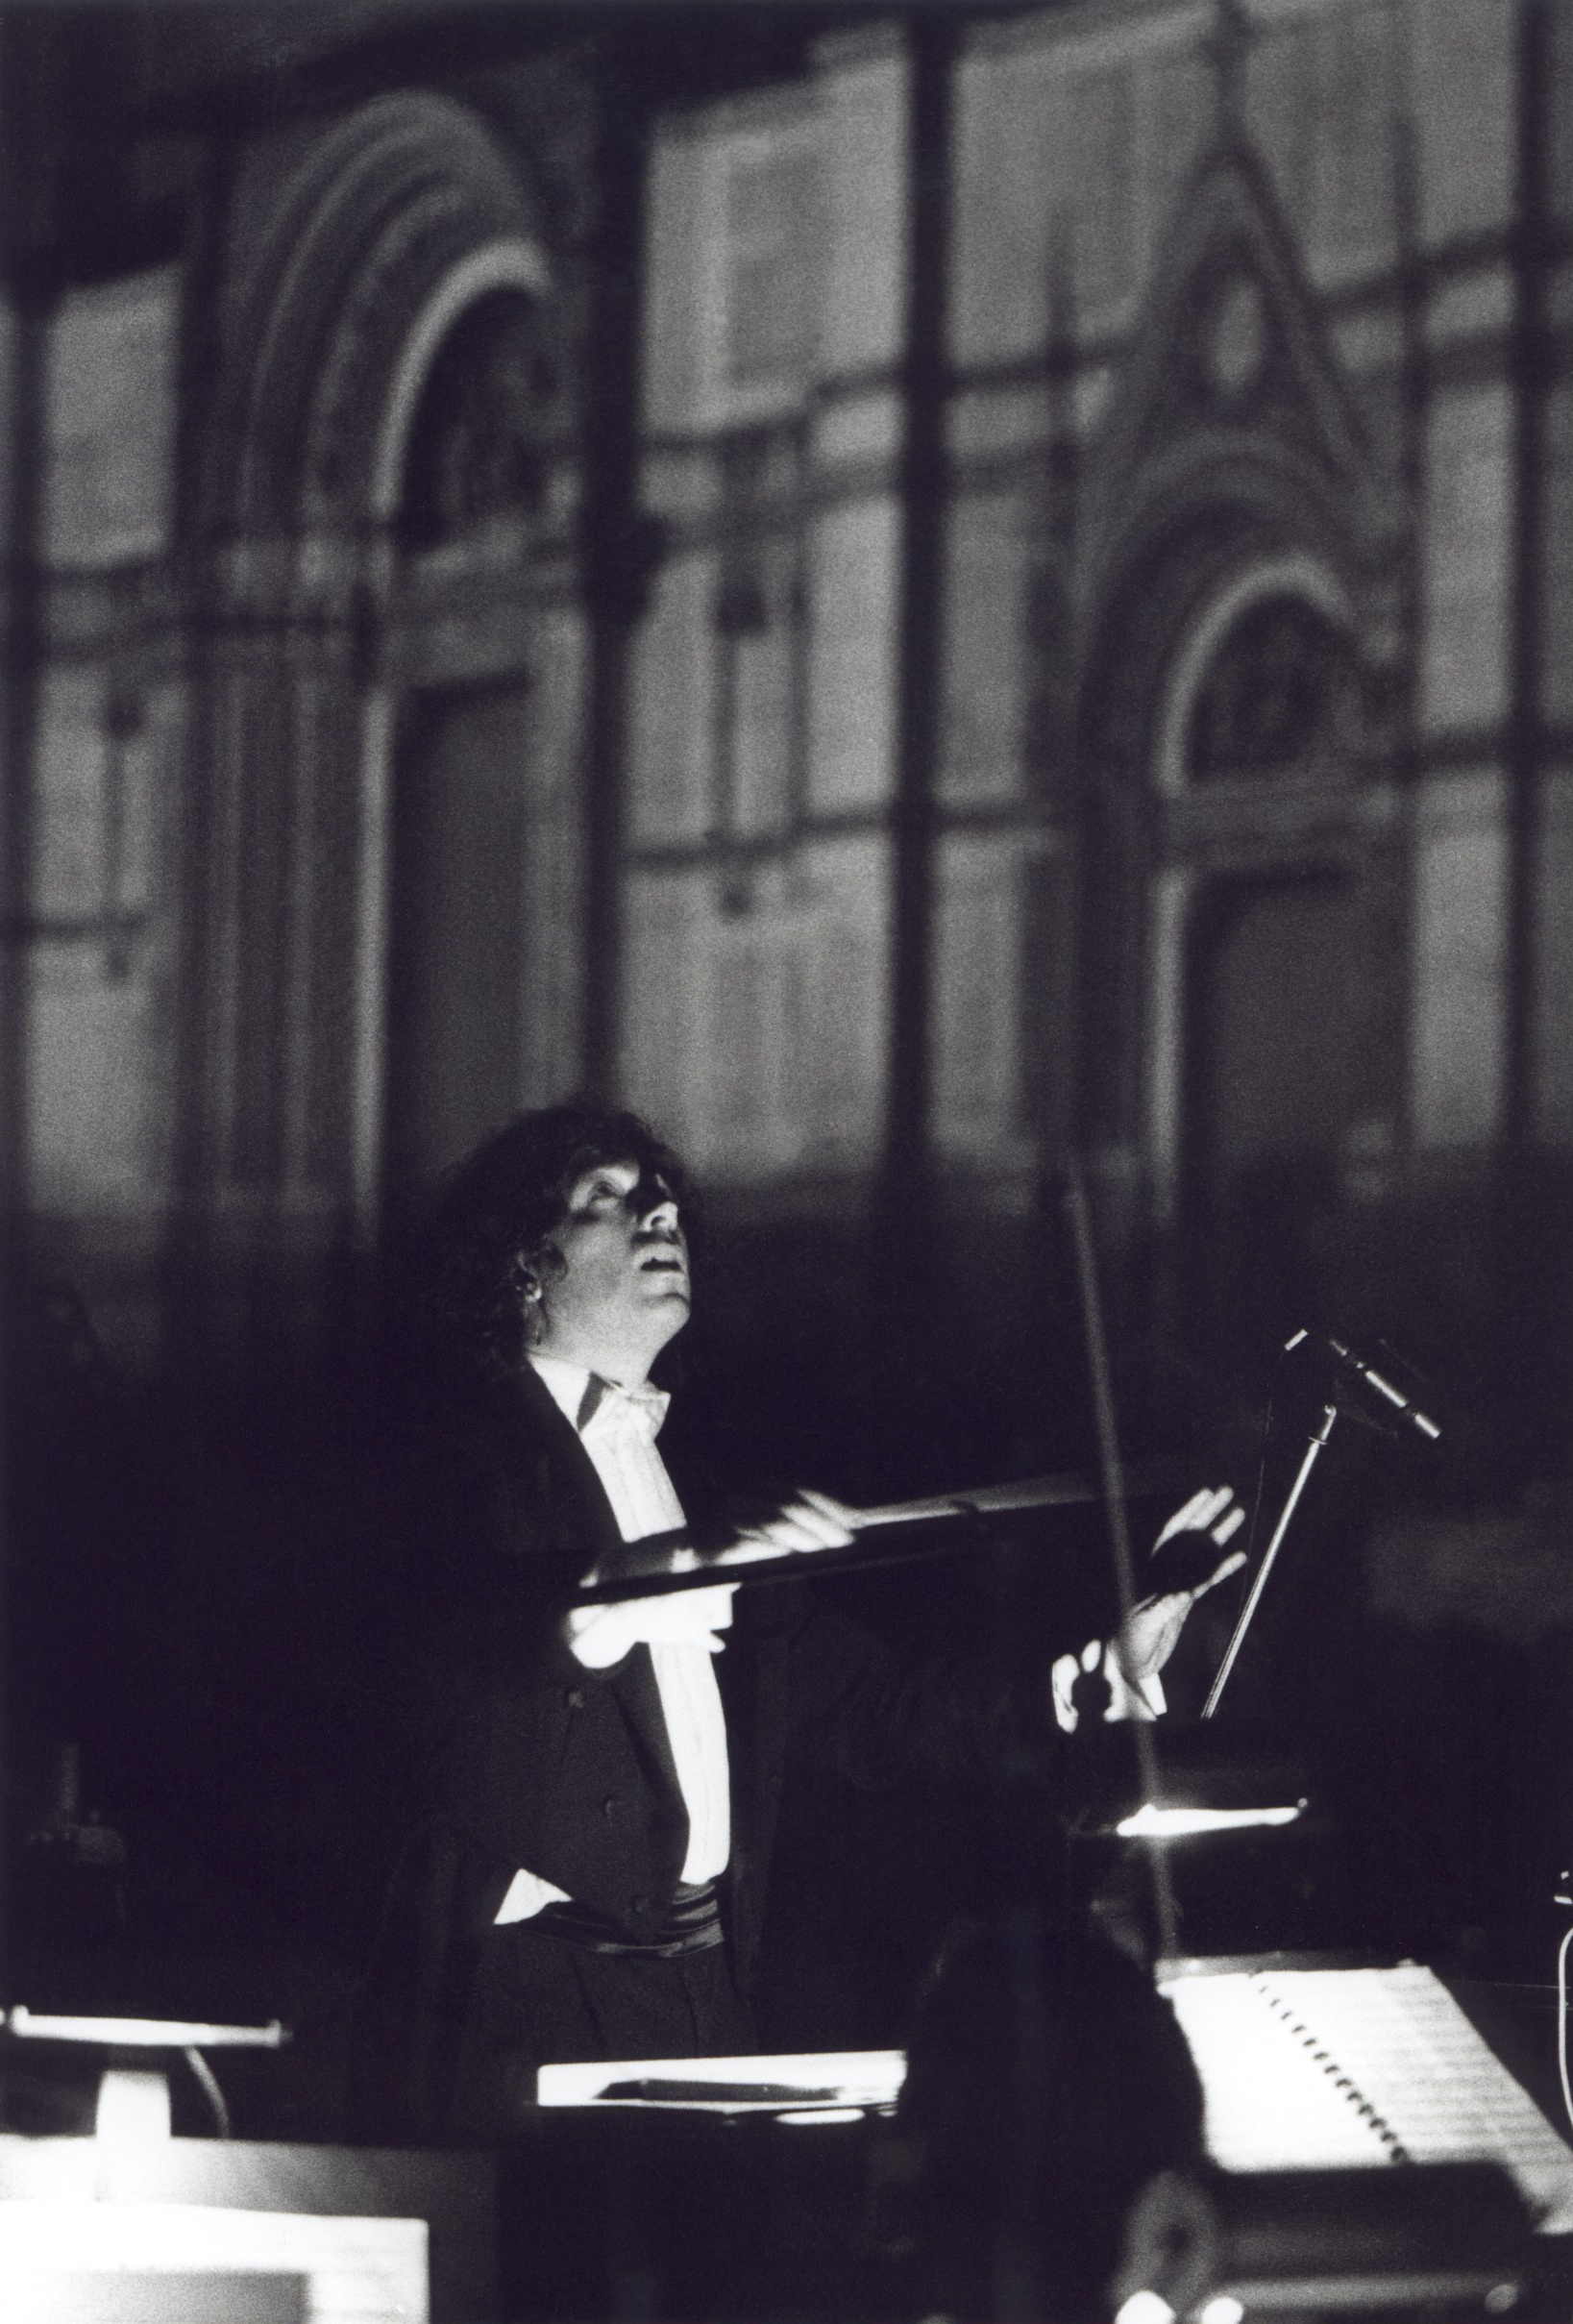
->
<box><xmin>1059</xmin><ymin>126</ymin><xmax>1413</xmax><ymax>1242</ymax></box>
<box><xmin>1075</xmin><ymin>138</ymin><xmax>1396</xmax><ymax>659</ymax></box>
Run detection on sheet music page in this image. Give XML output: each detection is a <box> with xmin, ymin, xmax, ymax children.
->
<box><xmin>1161</xmin><ymin>1964</ymin><xmax>1573</xmax><ymax>2233</ymax></box>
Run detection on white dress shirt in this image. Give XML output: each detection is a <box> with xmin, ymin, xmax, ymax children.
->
<box><xmin>493</xmin><ymin>1354</ymin><xmax>734</xmax><ymax>1925</ymax></box>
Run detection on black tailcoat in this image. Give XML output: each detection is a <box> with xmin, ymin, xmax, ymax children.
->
<box><xmin>352</xmin><ymin>1365</ymin><xmax>1065</xmax><ymax>2138</ymax></box>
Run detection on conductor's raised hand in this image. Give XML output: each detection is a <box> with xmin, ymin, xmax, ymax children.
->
<box><xmin>1114</xmin><ymin>1485</ymin><xmax>1248</xmax><ymax>1688</ymax></box>
<box><xmin>714</xmin><ymin>1486</ymin><xmax>858</xmax><ymax>1567</ymax></box>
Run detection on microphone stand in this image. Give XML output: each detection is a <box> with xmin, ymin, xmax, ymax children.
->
<box><xmin>1063</xmin><ymin>1166</ymin><xmax>1179</xmax><ymax>1963</ymax></box>
<box><xmin>1200</xmin><ymin>1398</ymin><xmax>1339</xmax><ymax>1721</ymax></box>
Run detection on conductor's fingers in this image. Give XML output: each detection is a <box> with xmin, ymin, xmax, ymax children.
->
<box><xmin>794</xmin><ymin>1487</ymin><xmax>860</xmax><ymax>1541</ymax></box>
<box><xmin>1189</xmin><ymin>1546</ymin><xmax>1247</xmax><ymax>1601</ymax></box>
<box><xmin>733</xmin><ymin>1496</ymin><xmax>854</xmax><ymax>1556</ymax></box>
<box><xmin>1153</xmin><ymin>1485</ymin><xmax>1227</xmax><ymax>1549</ymax></box>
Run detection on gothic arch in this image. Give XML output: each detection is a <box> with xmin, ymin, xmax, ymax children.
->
<box><xmin>1066</xmin><ymin>137</ymin><xmax>1406</xmax><ymax>1259</ymax></box>
<box><xmin>1144</xmin><ymin>552</ymin><xmax>1362</xmax><ymax>1222</ymax></box>
<box><xmin>1152</xmin><ymin>554</ymin><xmax>1355</xmax><ymax>796</ymax></box>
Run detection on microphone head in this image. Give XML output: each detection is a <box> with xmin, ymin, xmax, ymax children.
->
<box><xmin>1285</xmin><ymin>1329</ymin><xmax>1441</xmax><ymax>1446</ymax></box>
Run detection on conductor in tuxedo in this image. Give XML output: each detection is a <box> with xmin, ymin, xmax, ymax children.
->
<box><xmin>350</xmin><ymin>1101</ymin><xmax>1242</xmax><ymax>2142</ymax></box>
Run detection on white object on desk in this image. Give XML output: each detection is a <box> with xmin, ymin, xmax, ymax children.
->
<box><xmin>0</xmin><ymin>2203</ymin><xmax>428</xmax><ymax>2324</ymax></box>
<box><xmin>536</xmin><ymin>2048</ymin><xmax>907</xmax><ymax>2112</ymax></box>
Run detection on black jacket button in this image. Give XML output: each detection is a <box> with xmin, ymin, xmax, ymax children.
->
<box><xmin>631</xmin><ymin>1894</ymin><xmax>651</xmax><ymax>1916</ymax></box>
<box><xmin>602</xmin><ymin>1795</ymin><xmax>616</xmax><ymax>1818</ymax></box>
<box><xmin>565</xmin><ymin>1688</ymin><xmax>585</xmax><ymax>1710</ymax></box>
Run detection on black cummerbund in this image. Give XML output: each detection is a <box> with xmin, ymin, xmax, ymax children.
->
<box><xmin>533</xmin><ymin>1879</ymin><xmax>724</xmax><ymax>1959</ymax></box>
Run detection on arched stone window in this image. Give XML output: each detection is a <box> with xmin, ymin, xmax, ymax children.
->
<box><xmin>397</xmin><ymin>290</ymin><xmax>557</xmax><ymax>552</ymax></box>
<box><xmin>1141</xmin><ymin>559</ymin><xmax>1401</xmax><ymax>1375</ymax></box>
<box><xmin>1185</xmin><ymin>593</ymin><xmax>1361</xmax><ymax>785</ymax></box>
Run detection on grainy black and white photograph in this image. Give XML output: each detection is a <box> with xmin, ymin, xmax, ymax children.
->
<box><xmin>3</xmin><ymin>1</ymin><xmax>1573</xmax><ymax>2316</ymax></box>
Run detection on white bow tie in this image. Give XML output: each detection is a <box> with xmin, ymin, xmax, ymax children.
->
<box><xmin>577</xmin><ymin>1375</ymin><xmax>670</xmax><ymax>1443</ymax></box>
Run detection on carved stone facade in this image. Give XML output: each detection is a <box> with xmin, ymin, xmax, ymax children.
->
<box><xmin>619</xmin><ymin>0</ymin><xmax>1573</xmax><ymax>1444</ymax></box>
<box><xmin>5</xmin><ymin>39</ymin><xmax>604</xmax><ymax>1365</ymax></box>
<box><xmin>179</xmin><ymin>88</ymin><xmax>587</xmax><ymax>1350</ymax></box>
<box><xmin>4</xmin><ymin>0</ymin><xmax>1572</xmax><ymax>1457</ymax></box>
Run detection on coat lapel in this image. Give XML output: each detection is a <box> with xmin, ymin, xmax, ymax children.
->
<box><xmin>497</xmin><ymin>1363</ymin><xmax>625</xmax><ymax>1569</ymax></box>
<box><xmin>501</xmin><ymin>1365</ymin><xmax>686</xmax><ymax>1813</ymax></box>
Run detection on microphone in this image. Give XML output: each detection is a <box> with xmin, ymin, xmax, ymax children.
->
<box><xmin>1284</xmin><ymin>1328</ymin><xmax>1441</xmax><ymax>1443</ymax></box>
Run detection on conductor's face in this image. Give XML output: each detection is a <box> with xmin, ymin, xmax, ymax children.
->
<box><xmin>530</xmin><ymin>1157</ymin><xmax>690</xmax><ymax>1384</ymax></box>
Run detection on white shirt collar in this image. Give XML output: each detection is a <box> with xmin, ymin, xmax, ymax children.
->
<box><xmin>527</xmin><ymin>1351</ymin><xmax>670</xmax><ymax>1439</ymax></box>
<box><xmin>528</xmin><ymin>1351</ymin><xmax>595</xmax><ymax>1429</ymax></box>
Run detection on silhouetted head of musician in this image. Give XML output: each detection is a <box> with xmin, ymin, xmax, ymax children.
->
<box><xmin>415</xmin><ymin>1100</ymin><xmax>696</xmax><ymax>1385</ymax></box>
<box><xmin>881</xmin><ymin>1913</ymin><xmax>1209</xmax><ymax>2322</ymax></box>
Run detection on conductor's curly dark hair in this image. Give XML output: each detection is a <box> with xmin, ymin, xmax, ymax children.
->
<box><xmin>408</xmin><ymin>1100</ymin><xmax>692</xmax><ymax>1382</ymax></box>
